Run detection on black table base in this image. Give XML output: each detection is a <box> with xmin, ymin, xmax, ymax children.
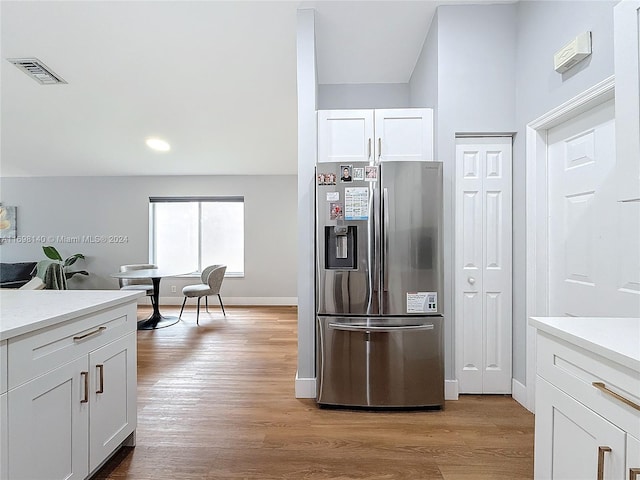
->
<box><xmin>136</xmin><ymin>276</ymin><xmax>180</xmax><ymax>330</ymax></box>
<box><xmin>137</xmin><ymin>314</ymin><xmax>180</xmax><ymax>330</ymax></box>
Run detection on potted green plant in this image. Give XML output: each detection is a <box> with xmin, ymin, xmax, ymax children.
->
<box><xmin>42</xmin><ymin>245</ymin><xmax>89</xmax><ymax>280</ymax></box>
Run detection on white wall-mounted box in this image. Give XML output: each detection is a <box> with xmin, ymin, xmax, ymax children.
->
<box><xmin>554</xmin><ymin>31</ymin><xmax>592</xmax><ymax>73</ymax></box>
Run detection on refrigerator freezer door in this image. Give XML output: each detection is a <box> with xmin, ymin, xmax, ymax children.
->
<box><xmin>316</xmin><ymin>315</ymin><xmax>444</xmax><ymax>407</ymax></box>
<box><xmin>380</xmin><ymin>162</ymin><xmax>443</xmax><ymax>315</ymax></box>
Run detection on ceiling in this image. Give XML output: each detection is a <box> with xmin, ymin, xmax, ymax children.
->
<box><xmin>0</xmin><ymin>1</ymin><xmax>492</xmax><ymax>178</ymax></box>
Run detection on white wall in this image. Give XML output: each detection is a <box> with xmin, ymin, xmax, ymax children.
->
<box><xmin>409</xmin><ymin>3</ymin><xmax>517</xmax><ymax>381</ymax></box>
<box><xmin>512</xmin><ymin>0</ymin><xmax>616</xmax><ymax>383</ymax></box>
<box><xmin>0</xmin><ymin>175</ymin><xmax>297</xmax><ymax>303</ymax></box>
<box><xmin>408</xmin><ymin>0</ymin><xmax>617</xmax><ymax>386</ymax></box>
<box><xmin>296</xmin><ymin>8</ymin><xmax>317</xmax><ymax>395</ymax></box>
<box><xmin>409</xmin><ymin>10</ymin><xmax>438</xmax><ymax>110</ymax></box>
<box><xmin>318</xmin><ymin>83</ymin><xmax>410</xmax><ymax>110</ymax></box>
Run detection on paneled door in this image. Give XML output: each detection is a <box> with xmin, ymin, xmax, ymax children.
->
<box><xmin>455</xmin><ymin>137</ymin><xmax>512</xmax><ymax>394</ymax></box>
<box><xmin>548</xmin><ymin>99</ymin><xmax>640</xmax><ymax>317</ymax></box>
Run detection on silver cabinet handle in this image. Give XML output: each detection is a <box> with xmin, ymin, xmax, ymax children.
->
<box><xmin>367</xmin><ymin>138</ymin><xmax>372</xmax><ymax>159</ymax></box>
<box><xmin>81</xmin><ymin>371</ymin><xmax>89</xmax><ymax>404</ymax></box>
<box><xmin>592</xmin><ymin>382</ymin><xmax>640</xmax><ymax>411</ymax></box>
<box><xmin>468</xmin><ymin>277</ymin><xmax>476</xmax><ymax>285</ymax></box>
<box><xmin>73</xmin><ymin>326</ymin><xmax>106</xmax><ymax>341</ymax></box>
<box><xmin>329</xmin><ymin>323</ymin><xmax>434</xmax><ymax>332</ymax></box>
<box><xmin>597</xmin><ymin>446</ymin><xmax>611</xmax><ymax>480</ymax></box>
<box><xmin>96</xmin><ymin>364</ymin><xmax>104</xmax><ymax>394</ymax></box>
<box><xmin>377</xmin><ymin>138</ymin><xmax>382</xmax><ymax>161</ymax></box>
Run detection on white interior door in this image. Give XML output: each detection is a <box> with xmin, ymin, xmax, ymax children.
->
<box><xmin>455</xmin><ymin>137</ymin><xmax>512</xmax><ymax>394</ymax></box>
<box><xmin>548</xmin><ymin>99</ymin><xmax>640</xmax><ymax>317</ymax></box>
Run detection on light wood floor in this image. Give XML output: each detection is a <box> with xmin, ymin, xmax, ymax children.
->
<box><xmin>95</xmin><ymin>305</ymin><xmax>534</xmax><ymax>480</ymax></box>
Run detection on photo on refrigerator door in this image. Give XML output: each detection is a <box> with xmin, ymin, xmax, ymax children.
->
<box><xmin>340</xmin><ymin>165</ymin><xmax>353</xmax><ymax>182</ymax></box>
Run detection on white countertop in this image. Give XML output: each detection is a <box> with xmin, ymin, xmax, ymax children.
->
<box><xmin>530</xmin><ymin>316</ymin><xmax>640</xmax><ymax>372</ymax></box>
<box><xmin>0</xmin><ymin>290</ymin><xmax>144</xmax><ymax>340</ymax></box>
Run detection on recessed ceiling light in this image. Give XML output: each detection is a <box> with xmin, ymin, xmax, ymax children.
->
<box><xmin>146</xmin><ymin>137</ymin><xmax>171</xmax><ymax>152</ymax></box>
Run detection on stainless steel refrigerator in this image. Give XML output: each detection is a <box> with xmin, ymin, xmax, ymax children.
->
<box><xmin>315</xmin><ymin>160</ymin><xmax>444</xmax><ymax>408</ymax></box>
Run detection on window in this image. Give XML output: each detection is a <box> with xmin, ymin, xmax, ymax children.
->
<box><xmin>150</xmin><ymin>196</ymin><xmax>244</xmax><ymax>276</ymax></box>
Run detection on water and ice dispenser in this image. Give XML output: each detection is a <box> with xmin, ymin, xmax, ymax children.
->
<box><xmin>324</xmin><ymin>225</ymin><xmax>357</xmax><ymax>270</ymax></box>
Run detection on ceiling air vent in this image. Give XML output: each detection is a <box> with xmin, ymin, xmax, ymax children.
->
<box><xmin>7</xmin><ymin>58</ymin><xmax>67</xmax><ymax>85</ymax></box>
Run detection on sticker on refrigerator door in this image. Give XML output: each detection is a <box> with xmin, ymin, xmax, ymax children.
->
<box><xmin>326</xmin><ymin>191</ymin><xmax>339</xmax><ymax>202</ymax></box>
<box><xmin>344</xmin><ymin>187</ymin><xmax>369</xmax><ymax>220</ymax></box>
<box><xmin>365</xmin><ymin>166</ymin><xmax>378</xmax><ymax>181</ymax></box>
<box><xmin>352</xmin><ymin>167</ymin><xmax>365</xmax><ymax>181</ymax></box>
<box><xmin>340</xmin><ymin>165</ymin><xmax>353</xmax><ymax>183</ymax></box>
<box><xmin>329</xmin><ymin>202</ymin><xmax>343</xmax><ymax>220</ymax></box>
<box><xmin>406</xmin><ymin>292</ymin><xmax>437</xmax><ymax>313</ymax></box>
<box><xmin>318</xmin><ymin>172</ymin><xmax>337</xmax><ymax>185</ymax></box>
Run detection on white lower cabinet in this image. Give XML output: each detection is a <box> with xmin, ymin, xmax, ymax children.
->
<box><xmin>9</xmin><ymin>356</ymin><xmax>89</xmax><ymax>480</ymax></box>
<box><xmin>628</xmin><ymin>435</ymin><xmax>640</xmax><ymax>480</ymax></box>
<box><xmin>535</xmin><ymin>377</ymin><xmax>625</xmax><ymax>479</ymax></box>
<box><xmin>89</xmin><ymin>333</ymin><xmax>136</xmax><ymax>472</ymax></box>
<box><xmin>3</xmin><ymin>301</ymin><xmax>138</xmax><ymax>480</ymax></box>
<box><xmin>534</xmin><ymin>330</ymin><xmax>640</xmax><ymax>480</ymax></box>
<box><xmin>1</xmin><ymin>392</ymin><xmax>7</xmax><ymax>480</ymax></box>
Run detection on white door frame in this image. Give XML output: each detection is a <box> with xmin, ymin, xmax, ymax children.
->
<box><xmin>524</xmin><ymin>75</ymin><xmax>615</xmax><ymax>413</ymax></box>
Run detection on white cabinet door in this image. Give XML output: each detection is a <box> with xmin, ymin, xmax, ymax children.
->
<box><xmin>628</xmin><ymin>435</ymin><xmax>640</xmax><ymax>480</ymax></box>
<box><xmin>8</xmin><ymin>356</ymin><xmax>89</xmax><ymax>480</ymax></box>
<box><xmin>374</xmin><ymin>108</ymin><xmax>433</xmax><ymax>162</ymax></box>
<box><xmin>535</xmin><ymin>377</ymin><xmax>626</xmax><ymax>480</ymax></box>
<box><xmin>89</xmin><ymin>333</ymin><xmax>137</xmax><ymax>473</ymax></box>
<box><xmin>1</xmin><ymin>340</ymin><xmax>6</xmax><ymax>394</ymax></box>
<box><xmin>317</xmin><ymin>109</ymin><xmax>434</xmax><ymax>165</ymax></box>
<box><xmin>1</xmin><ymin>393</ymin><xmax>7</xmax><ymax>480</ymax></box>
<box><xmin>317</xmin><ymin>110</ymin><xmax>374</xmax><ymax>164</ymax></box>
<box><xmin>614</xmin><ymin>0</ymin><xmax>640</xmax><ymax>202</ymax></box>
<box><xmin>455</xmin><ymin>137</ymin><xmax>512</xmax><ymax>394</ymax></box>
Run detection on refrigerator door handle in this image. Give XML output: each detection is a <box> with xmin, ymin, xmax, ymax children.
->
<box><xmin>370</xmin><ymin>185</ymin><xmax>378</xmax><ymax>313</ymax></box>
<box><xmin>328</xmin><ymin>323</ymin><xmax>435</xmax><ymax>332</ymax></box>
<box><xmin>383</xmin><ymin>187</ymin><xmax>390</xmax><ymax>294</ymax></box>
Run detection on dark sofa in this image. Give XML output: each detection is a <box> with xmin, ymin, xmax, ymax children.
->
<box><xmin>0</xmin><ymin>262</ymin><xmax>37</xmax><ymax>288</ymax></box>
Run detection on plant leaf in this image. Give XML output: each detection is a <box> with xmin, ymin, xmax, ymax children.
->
<box><xmin>65</xmin><ymin>270</ymin><xmax>89</xmax><ymax>279</ymax></box>
<box><xmin>43</xmin><ymin>246</ymin><xmax>63</xmax><ymax>261</ymax></box>
<box><xmin>64</xmin><ymin>254</ymin><xmax>85</xmax><ymax>267</ymax></box>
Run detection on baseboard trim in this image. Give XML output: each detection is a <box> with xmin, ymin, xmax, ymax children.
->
<box><xmin>445</xmin><ymin>379</ymin><xmax>459</xmax><ymax>400</ymax></box>
<box><xmin>295</xmin><ymin>372</ymin><xmax>317</xmax><ymax>398</ymax></box>
<box><xmin>512</xmin><ymin>378</ymin><xmax>531</xmax><ymax>412</ymax></box>
<box><xmin>142</xmin><ymin>296</ymin><xmax>298</xmax><ymax>306</ymax></box>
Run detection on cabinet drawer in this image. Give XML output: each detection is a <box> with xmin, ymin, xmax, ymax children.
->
<box><xmin>7</xmin><ymin>303</ymin><xmax>136</xmax><ymax>389</ymax></box>
<box><xmin>537</xmin><ymin>331</ymin><xmax>640</xmax><ymax>437</ymax></box>
<box><xmin>0</xmin><ymin>341</ymin><xmax>6</xmax><ymax>394</ymax></box>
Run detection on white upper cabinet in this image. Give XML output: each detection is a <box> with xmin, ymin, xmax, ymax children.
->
<box><xmin>374</xmin><ymin>109</ymin><xmax>434</xmax><ymax>162</ymax></box>
<box><xmin>614</xmin><ymin>0</ymin><xmax>640</xmax><ymax>201</ymax></box>
<box><xmin>317</xmin><ymin>110</ymin><xmax>374</xmax><ymax>164</ymax></box>
<box><xmin>317</xmin><ymin>108</ymin><xmax>434</xmax><ymax>164</ymax></box>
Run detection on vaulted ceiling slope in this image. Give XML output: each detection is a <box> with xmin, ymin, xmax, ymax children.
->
<box><xmin>1</xmin><ymin>1</ymin><xmax>502</xmax><ymax>177</ymax></box>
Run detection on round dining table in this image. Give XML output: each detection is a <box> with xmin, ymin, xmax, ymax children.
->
<box><xmin>111</xmin><ymin>268</ymin><xmax>186</xmax><ymax>330</ymax></box>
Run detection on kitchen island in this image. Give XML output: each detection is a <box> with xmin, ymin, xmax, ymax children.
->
<box><xmin>530</xmin><ymin>316</ymin><xmax>640</xmax><ymax>480</ymax></box>
<box><xmin>0</xmin><ymin>289</ymin><xmax>143</xmax><ymax>480</ymax></box>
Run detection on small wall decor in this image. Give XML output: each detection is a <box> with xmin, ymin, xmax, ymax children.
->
<box><xmin>0</xmin><ymin>205</ymin><xmax>17</xmax><ymax>239</ymax></box>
